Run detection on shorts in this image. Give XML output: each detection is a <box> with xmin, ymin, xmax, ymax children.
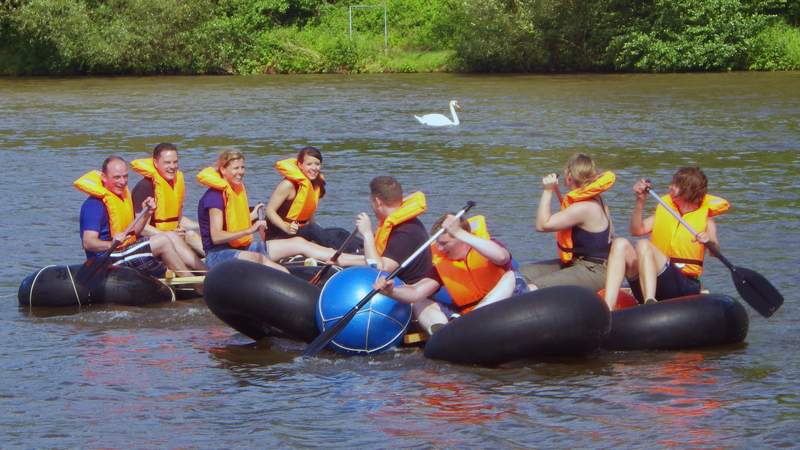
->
<box><xmin>628</xmin><ymin>262</ymin><xmax>701</xmax><ymax>302</ymax></box>
<box><xmin>205</xmin><ymin>239</ymin><xmax>269</xmax><ymax>270</ymax></box>
<box><xmin>520</xmin><ymin>257</ymin><xmax>607</xmax><ymax>291</ymax></box>
<box><xmin>111</xmin><ymin>238</ymin><xmax>166</xmax><ymax>277</ymax></box>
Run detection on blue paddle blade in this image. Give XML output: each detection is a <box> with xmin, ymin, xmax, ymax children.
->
<box><xmin>731</xmin><ymin>266</ymin><xmax>783</xmax><ymax>318</ymax></box>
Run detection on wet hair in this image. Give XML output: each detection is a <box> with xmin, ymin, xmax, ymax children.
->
<box><xmin>297</xmin><ymin>146</ymin><xmax>325</xmax><ymax>199</ymax></box>
<box><xmin>369</xmin><ymin>176</ymin><xmax>403</xmax><ymax>206</ymax></box>
<box><xmin>564</xmin><ymin>153</ymin><xmax>598</xmax><ymax>188</ymax></box>
<box><xmin>430</xmin><ymin>213</ymin><xmax>470</xmax><ymax>236</ymax></box>
<box><xmin>216</xmin><ymin>149</ymin><xmax>245</xmax><ymax>170</ymax></box>
<box><xmin>153</xmin><ymin>143</ymin><xmax>178</xmax><ymax>159</ymax></box>
<box><xmin>672</xmin><ymin>167</ymin><xmax>708</xmax><ymax>204</ymax></box>
<box><xmin>101</xmin><ymin>155</ymin><xmax>127</xmax><ymax>173</ymax></box>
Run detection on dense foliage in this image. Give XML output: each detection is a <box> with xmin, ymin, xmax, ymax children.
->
<box><xmin>0</xmin><ymin>0</ymin><xmax>798</xmax><ymax>74</ymax></box>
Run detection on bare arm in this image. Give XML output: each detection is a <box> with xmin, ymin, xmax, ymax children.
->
<box><xmin>630</xmin><ymin>179</ymin><xmax>653</xmax><ymax>236</ymax></box>
<box><xmin>698</xmin><ymin>217</ymin><xmax>720</xmax><ymax>255</ymax></box>
<box><xmin>443</xmin><ymin>215</ymin><xmax>510</xmax><ymax>265</ymax></box>
<box><xmin>374</xmin><ymin>277</ymin><xmax>440</xmax><ymax>305</ymax></box>
<box><xmin>209</xmin><ymin>207</ymin><xmax>264</xmax><ymax>245</ymax></box>
<box><xmin>82</xmin><ymin>230</ymin><xmax>114</xmax><ymax>253</ymax></box>
<box><xmin>266</xmin><ymin>180</ymin><xmax>298</xmax><ymax>235</ymax></box>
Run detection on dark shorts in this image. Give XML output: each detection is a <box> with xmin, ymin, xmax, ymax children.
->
<box><xmin>110</xmin><ymin>238</ymin><xmax>166</xmax><ymax>278</ymax></box>
<box><xmin>628</xmin><ymin>262</ymin><xmax>701</xmax><ymax>303</ymax></box>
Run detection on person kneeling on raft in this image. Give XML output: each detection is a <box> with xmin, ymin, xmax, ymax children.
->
<box><xmin>374</xmin><ymin>213</ymin><xmax>528</xmax><ymax>335</ymax></box>
<box><xmin>197</xmin><ymin>149</ymin><xmax>362</xmax><ymax>273</ymax></box>
<box><xmin>602</xmin><ymin>167</ymin><xmax>727</xmax><ymax>310</ymax></box>
<box><xmin>76</xmin><ymin>156</ymin><xmax>206</xmax><ymax>278</ymax></box>
<box><xmin>520</xmin><ymin>153</ymin><xmax>615</xmax><ymax>292</ymax></box>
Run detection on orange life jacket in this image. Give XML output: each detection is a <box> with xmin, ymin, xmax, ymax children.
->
<box><xmin>131</xmin><ymin>158</ymin><xmax>185</xmax><ymax>231</ymax></box>
<box><xmin>431</xmin><ymin>215</ymin><xmax>507</xmax><ymax>313</ymax></box>
<box><xmin>651</xmin><ymin>194</ymin><xmax>729</xmax><ymax>278</ymax></box>
<box><xmin>274</xmin><ymin>157</ymin><xmax>323</xmax><ymax>223</ymax></box>
<box><xmin>556</xmin><ymin>171</ymin><xmax>616</xmax><ymax>264</ymax></box>
<box><xmin>74</xmin><ymin>170</ymin><xmax>137</xmax><ymax>248</ymax></box>
<box><xmin>196</xmin><ymin>167</ymin><xmax>252</xmax><ymax>249</ymax></box>
<box><xmin>374</xmin><ymin>191</ymin><xmax>427</xmax><ymax>256</ymax></box>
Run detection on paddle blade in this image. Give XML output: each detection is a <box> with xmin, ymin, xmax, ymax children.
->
<box><xmin>731</xmin><ymin>266</ymin><xmax>784</xmax><ymax>318</ymax></box>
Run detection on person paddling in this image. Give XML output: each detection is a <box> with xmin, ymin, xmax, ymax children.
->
<box><xmin>520</xmin><ymin>153</ymin><xmax>615</xmax><ymax>291</ymax></box>
<box><xmin>76</xmin><ymin>156</ymin><xmax>204</xmax><ymax>277</ymax></box>
<box><xmin>374</xmin><ymin>213</ymin><xmax>528</xmax><ymax>335</ymax></box>
<box><xmin>602</xmin><ymin>167</ymin><xmax>728</xmax><ymax>310</ymax></box>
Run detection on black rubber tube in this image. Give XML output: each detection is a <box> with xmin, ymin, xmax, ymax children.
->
<box><xmin>602</xmin><ymin>293</ymin><xmax>749</xmax><ymax>350</ymax></box>
<box><xmin>424</xmin><ymin>285</ymin><xmax>611</xmax><ymax>366</ymax></box>
<box><xmin>204</xmin><ymin>259</ymin><xmax>321</xmax><ymax>342</ymax></box>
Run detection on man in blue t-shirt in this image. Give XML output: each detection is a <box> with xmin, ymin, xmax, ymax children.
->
<box><xmin>79</xmin><ymin>156</ymin><xmax>203</xmax><ymax>277</ymax></box>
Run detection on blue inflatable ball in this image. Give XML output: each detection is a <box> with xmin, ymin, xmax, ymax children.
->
<box><xmin>316</xmin><ymin>266</ymin><xmax>412</xmax><ymax>355</ymax></box>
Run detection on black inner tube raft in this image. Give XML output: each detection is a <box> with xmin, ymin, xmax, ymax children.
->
<box><xmin>424</xmin><ymin>285</ymin><xmax>611</xmax><ymax>366</ymax></box>
<box><xmin>18</xmin><ymin>264</ymin><xmax>173</xmax><ymax>307</ymax></box>
<box><xmin>204</xmin><ymin>259</ymin><xmax>321</xmax><ymax>342</ymax></box>
<box><xmin>602</xmin><ymin>293</ymin><xmax>749</xmax><ymax>350</ymax></box>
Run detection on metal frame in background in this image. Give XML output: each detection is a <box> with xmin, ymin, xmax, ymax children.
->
<box><xmin>348</xmin><ymin>3</ymin><xmax>388</xmax><ymax>50</ymax></box>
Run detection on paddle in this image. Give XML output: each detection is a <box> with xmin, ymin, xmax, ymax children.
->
<box><xmin>646</xmin><ymin>188</ymin><xmax>783</xmax><ymax>317</ymax></box>
<box><xmin>309</xmin><ymin>226</ymin><xmax>359</xmax><ymax>286</ymax></box>
<box><xmin>76</xmin><ymin>205</ymin><xmax>152</xmax><ymax>287</ymax></box>
<box><xmin>303</xmin><ymin>200</ymin><xmax>476</xmax><ymax>357</ymax></box>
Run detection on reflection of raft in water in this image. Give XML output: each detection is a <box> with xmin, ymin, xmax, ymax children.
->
<box><xmin>18</xmin><ymin>264</ymin><xmax>180</xmax><ymax>307</ymax></box>
<box><xmin>204</xmin><ymin>259</ymin><xmax>613</xmax><ymax>366</ymax></box>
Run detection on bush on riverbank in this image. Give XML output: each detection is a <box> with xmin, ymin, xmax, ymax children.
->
<box><xmin>0</xmin><ymin>0</ymin><xmax>798</xmax><ymax>75</ymax></box>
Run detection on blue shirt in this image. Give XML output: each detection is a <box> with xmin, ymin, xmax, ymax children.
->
<box><xmin>79</xmin><ymin>197</ymin><xmax>110</xmax><ymax>259</ymax></box>
<box><xmin>198</xmin><ymin>188</ymin><xmax>228</xmax><ymax>254</ymax></box>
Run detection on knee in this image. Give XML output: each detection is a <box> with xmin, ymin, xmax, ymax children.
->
<box><xmin>609</xmin><ymin>238</ymin><xmax>630</xmax><ymax>256</ymax></box>
<box><xmin>635</xmin><ymin>239</ymin><xmax>652</xmax><ymax>256</ymax></box>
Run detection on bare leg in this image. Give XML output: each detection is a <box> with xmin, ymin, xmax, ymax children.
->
<box><xmin>636</xmin><ymin>240</ymin><xmax>669</xmax><ymax>302</ymax></box>
<box><xmin>266</xmin><ymin>237</ymin><xmax>338</xmax><ymax>262</ymax></box>
<box><xmin>474</xmin><ymin>271</ymin><xmax>516</xmax><ymax>310</ymax></box>
<box><xmin>413</xmin><ymin>298</ymin><xmax>448</xmax><ymax>335</ymax></box>
<box><xmin>236</xmin><ymin>250</ymin><xmax>290</xmax><ymax>273</ymax></box>
<box><xmin>163</xmin><ymin>231</ymin><xmax>206</xmax><ymax>272</ymax></box>
<box><xmin>604</xmin><ymin>238</ymin><xmax>638</xmax><ymax>310</ymax></box>
<box><xmin>149</xmin><ymin>234</ymin><xmax>191</xmax><ymax>274</ymax></box>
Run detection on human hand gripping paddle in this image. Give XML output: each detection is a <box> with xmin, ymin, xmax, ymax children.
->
<box><xmin>308</xmin><ymin>227</ymin><xmax>359</xmax><ymax>287</ymax></box>
<box><xmin>646</xmin><ymin>188</ymin><xmax>783</xmax><ymax>317</ymax></box>
<box><xmin>302</xmin><ymin>201</ymin><xmax>477</xmax><ymax>357</ymax></box>
<box><xmin>76</xmin><ymin>204</ymin><xmax>153</xmax><ymax>287</ymax></box>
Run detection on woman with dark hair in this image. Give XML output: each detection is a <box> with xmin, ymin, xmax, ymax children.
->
<box><xmin>265</xmin><ymin>147</ymin><xmax>361</xmax><ymax>252</ymax></box>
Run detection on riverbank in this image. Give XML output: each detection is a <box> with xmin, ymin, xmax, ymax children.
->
<box><xmin>2</xmin><ymin>0</ymin><xmax>799</xmax><ymax>75</ymax></box>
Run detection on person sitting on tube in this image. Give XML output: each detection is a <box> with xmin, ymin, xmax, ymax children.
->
<box><xmin>353</xmin><ymin>176</ymin><xmax>432</xmax><ymax>285</ymax></box>
<box><xmin>76</xmin><ymin>155</ymin><xmax>205</xmax><ymax>277</ymax></box>
<box><xmin>602</xmin><ymin>167</ymin><xmax>727</xmax><ymax>310</ymax></box>
<box><xmin>131</xmin><ymin>143</ymin><xmax>206</xmax><ymax>263</ymax></box>
<box><xmin>373</xmin><ymin>213</ymin><xmax>528</xmax><ymax>335</ymax></box>
<box><xmin>197</xmin><ymin>149</ymin><xmax>362</xmax><ymax>272</ymax></box>
<box><xmin>519</xmin><ymin>153</ymin><xmax>615</xmax><ymax>293</ymax></box>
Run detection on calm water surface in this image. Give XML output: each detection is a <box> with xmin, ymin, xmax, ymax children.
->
<box><xmin>1</xmin><ymin>73</ymin><xmax>798</xmax><ymax>448</ymax></box>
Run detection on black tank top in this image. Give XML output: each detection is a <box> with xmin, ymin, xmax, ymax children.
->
<box><xmin>571</xmin><ymin>197</ymin><xmax>611</xmax><ymax>259</ymax></box>
<box><xmin>571</xmin><ymin>226</ymin><xmax>611</xmax><ymax>259</ymax></box>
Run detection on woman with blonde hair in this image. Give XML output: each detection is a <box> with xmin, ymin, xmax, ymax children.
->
<box><xmin>197</xmin><ymin>149</ymin><xmax>362</xmax><ymax>271</ymax></box>
<box><xmin>520</xmin><ymin>153</ymin><xmax>616</xmax><ymax>291</ymax></box>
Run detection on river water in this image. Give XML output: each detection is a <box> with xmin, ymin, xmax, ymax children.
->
<box><xmin>0</xmin><ymin>73</ymin><xmax>798</xmax><ymax>448</ymax></box>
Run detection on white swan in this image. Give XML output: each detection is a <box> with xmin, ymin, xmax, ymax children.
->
<box><xmin>415</xmin><ymin>100</ymin><xmax>462</xmax><ymax>127</ymax></box>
